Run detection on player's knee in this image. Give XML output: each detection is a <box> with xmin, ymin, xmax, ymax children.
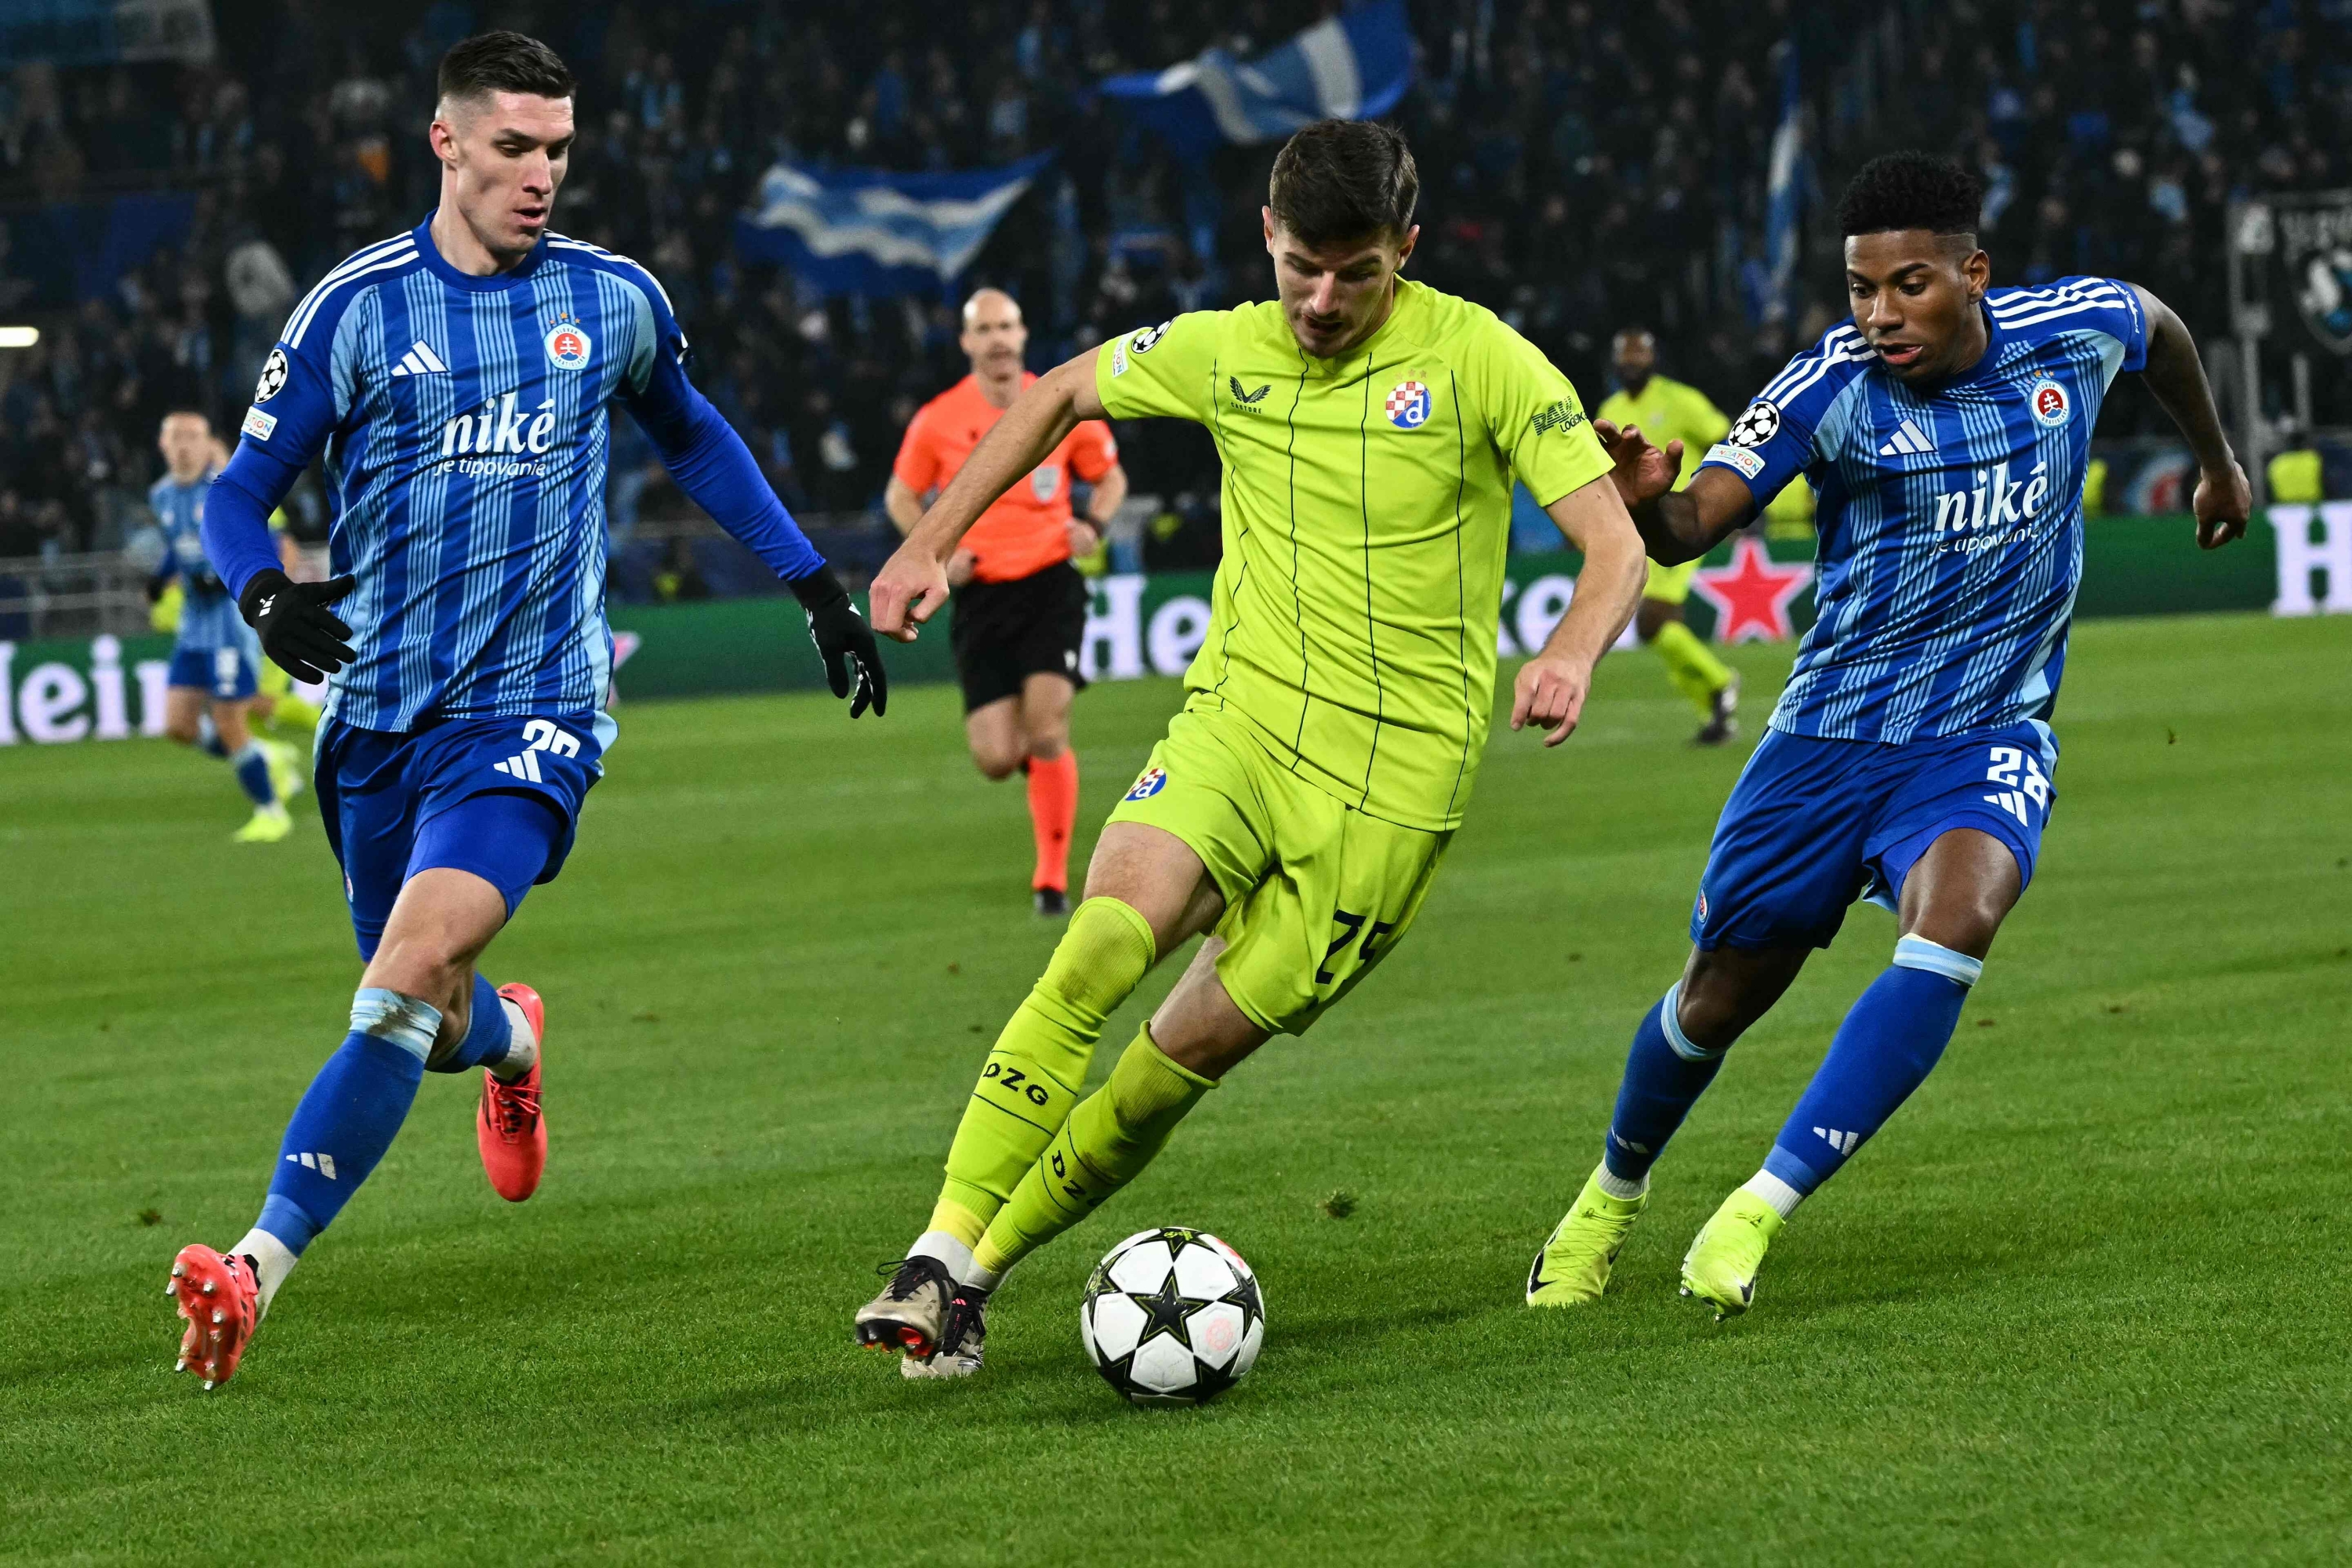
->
<box><xmin>1635</xmin><ymin>600</ymin><xmax>1675</xmax><ymax>641</ymax></box>
<box><xmin>973</xmin><ymin>748</ymin><xmax>1024</xmax><ymax>781</ymax></box>
<box><xmin>162</xmin><ymin>716</ymin><xmax>200</xmax><ymax>744</ymax></box>
<box><xmin>1025</xmin><ymin>729</ymin><xmax>1069</xmax><ymax>762</ymax></box>
<box><xmin>1675</xmin><ymin>949</ymin><xmax>1800</xmax><ymax>1052</ymax></box>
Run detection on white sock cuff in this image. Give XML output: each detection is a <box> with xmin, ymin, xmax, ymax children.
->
<box><xmin>1893</xmin><ymin>935</ymin><xmax>1983</xmax><ymax>987</ymax></box>
<box><xmin>350</xmin><ymin>988</ymin><xmax>441</xmax><ymax>1063</ymax></box>
<box><xmin>1740</xmin><ymin>1170</ymin><xmax>1806</xmax><ymax>1220</ymax></box>
<box><xmin>1657</xmin><ymin>983</ymin><xmax>1722</xmax><ymax>1062</ymax></box>
<box><xmin>230</xmin><ymin>1227</ymin><xmax>299</xmax><ymax>1314</ymax></box>
<box><xmin>1594</xmin><ymin>1164</ymin><xmax>1649</xmax><ymax>1201</ymax></box>
<box><xmin>910</xmin><ymin>1230</ymin><xmax>977</xmax><ymax>1288</ymax></box>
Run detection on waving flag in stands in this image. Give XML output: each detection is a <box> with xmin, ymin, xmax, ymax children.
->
<box><xmin>735</xmin><ymin>152</ymin><xmax>1055</xmax><ymax>298</ymax></box>
<box><xmin>1762</xmin><ymin>43</ymin><xmax>1806</xmax><ymax>327</ymax></box>
<box><xmin>1101</xmin><ymin>0</ymin><xmax>1415</xmax><ymax>158</ymax></box>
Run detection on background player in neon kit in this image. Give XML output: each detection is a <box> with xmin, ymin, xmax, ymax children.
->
<box><xmin>1594</xmin><ymin>331</ymin><xmax>1740</xmax><ymax>745</ymax></box>
<box><xmin>147</xmin><ymin>411</ymin><xmax>302</xmax><ymax>843</ymax></box>
<box><xmin>886</xmin><ymin>289</ymin><xmax>1127</xmax><ymax>915</ymax></box>
<box><xmin>162</xmin><ymin>32</ymin><xmax>885</xmax><ymax>1389</ymax></box>
<box><xmin>854</xmin><ymin>121</ymin><xmax>1644</xmax><ymax>1377</ymax></box>
<box><xmin>1530</xmin><ymin>154</ymin><xmax>2251</xmax><ymax>1319</ymax></box>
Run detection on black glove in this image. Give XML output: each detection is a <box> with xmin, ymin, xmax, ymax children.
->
<box><xmin>789</xmin><ymin>564</ymin><xmax>887</xmax><ymax>718</ymax></box>
<box><xmin>187</xmin><ymin>566</ymin><xmax>226</xmax><ymax>597</ymax></box>
<box><xmin>238</xmin><ymin>568</ymin><xmax>358</xmax><ymax>684</ymax></box>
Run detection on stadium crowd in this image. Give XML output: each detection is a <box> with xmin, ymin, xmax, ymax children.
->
<box><xmin>1</xmin><ymin>0</ymin><xmax>2346</xmax><ymax>572</ymax></box>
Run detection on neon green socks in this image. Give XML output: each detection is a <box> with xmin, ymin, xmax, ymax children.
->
<box><xmin>971</xmin><ymin>1025</ymin><xmax>1218</xmax><ymax>1283</ymax></box>
<box><xmin>927</xmin><ymin>897</ymin><xmax>1157</xmax><ymax>1249</ymax></box>
<box><xmin>1652</xmin><ymin>619</ymin><xmax>1735</xmax><ymax>717</ymax></box>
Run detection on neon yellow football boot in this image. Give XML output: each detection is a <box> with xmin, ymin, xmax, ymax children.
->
<box><xmin>1526</xmin><ymin>1167</ymin><xmax>1649</xmax><ymax>1307</ymax></box>
<box><xmin>1679</xmin><ymin>1187</ymin><xmax>1784</xmax><ymax>1321</ymax></box>
<box><xmin>234</xmin><ymin>804</ymin><xmax>293</xmax><ymax>844</ymax></box>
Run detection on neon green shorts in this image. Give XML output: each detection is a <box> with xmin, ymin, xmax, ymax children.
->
<box><xmin>1644</xmin><ymin>556</ymin><xmax>1699</xmax><ymax>604</ymax></box>
<box><xmin>1106</xmin><ymin>701</ymin><xmax>1452</xmax><ymax>1036</ymax></box>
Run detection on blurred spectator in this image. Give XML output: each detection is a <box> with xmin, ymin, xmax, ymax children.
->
<box><xmin>1</xmin><ymin>0</ymin><xmax>2346</xmax><ymax>575</ymax></box>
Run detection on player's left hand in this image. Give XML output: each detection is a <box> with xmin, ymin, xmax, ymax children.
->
<box><xmin>1510</xmin><ymin>652</ymin><xmax>1592</xmax><ymax>748</ymax></box>
<box><xmin>789</xmin><ymin>565</ymin><xmax>888</xmax><ymax>718</ymax></box>
<box><xmin>2192</xmin><ymin>459</ymin><xmax>2252</xmax><ymax>550</ymax></box>
<box><xmin>1594</xmin><ymin>419</ymin><xmax>1682</xmax><ymax>507</ymax></box>
<box><xmin>1065</xmin><ymin>519</ymin><xmax>1102</xmax><ymax>561</ymax></box>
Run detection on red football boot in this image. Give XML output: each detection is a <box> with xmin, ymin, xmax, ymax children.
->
<box><xmin>476</xmin><ymin>983</ymin><xmax>546</xmax><ymax>1202</ymax></box>
<box><xmin>167</xmin><ymin>1245</ymin><xmax>261</xmax><ymax>1390</ymax></box>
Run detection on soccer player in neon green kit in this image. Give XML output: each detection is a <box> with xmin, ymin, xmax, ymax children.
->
<box><xmin>849</xmin><ymin>119</ymin><xmax>1648</xmax><ymax>1377</ymax></box>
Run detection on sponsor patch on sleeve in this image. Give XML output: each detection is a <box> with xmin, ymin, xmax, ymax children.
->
<box><xmin>1530</xmin><ymin>399</ymin><xmax>1588</xmax><ymax>437</ymax></box>
<box><xmin>1704</xmin><ymin>441</ymin><xmax>1765</xmax><ymax>479</ymax></box>
<box><xmin>241</xmin><ymin>406</ymin><xmax>278</xmax><ymax>442</ymax></box>
<box><xmin>1110</xmin><ymin>338</ymin><xmax>1130</xmax><ymax>377</ymax></box>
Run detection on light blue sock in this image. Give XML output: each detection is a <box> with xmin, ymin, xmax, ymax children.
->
<box><xmin>1761</xmin><ymin>936</ymin><xmax>1980</xmax><ymax>1200</ymax></box>
<box><xmin>231</xmin><ymin>740</ymin><xmax>277</xmax><ymax>807</ymax></box>
<box><xmin>253</xmin><ymin>989</ymin><xmax>435</xmax><ymax>1255</ymax></box>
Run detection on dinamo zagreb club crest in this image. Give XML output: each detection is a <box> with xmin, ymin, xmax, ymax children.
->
<box><xmin>1125</xmin><ymin>766</ymin><xmax>1167</xmax><ymax>801</ymax></box>
<box><xmin>545</xmin><ymin>320</ymin><xmax>593</xmax><ymax>370</ymax></box>
<box><xmin>1385</xmin><ymin>380</ymin><xmax>1431</xmax><ymax>429</ymax></box>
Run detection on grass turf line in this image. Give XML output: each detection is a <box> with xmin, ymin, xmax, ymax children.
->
<box><xmin>2</xmin><ymin>611</ymin><xmax>2348</xmax><ymax>1565</ymax></box>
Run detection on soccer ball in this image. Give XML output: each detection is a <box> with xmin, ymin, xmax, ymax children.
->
<box><xmin>1080</xmin><ymin>1226</ymin><xmax>1265</xmax><ymax>1406</ymax></box>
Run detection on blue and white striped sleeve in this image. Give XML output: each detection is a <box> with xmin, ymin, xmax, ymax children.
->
<box><xmin>1999</xmin><ymin>276</ymin><xmax>2149</xmax><ymax>372</ymax></box>
<box><xmin>205</xmin><ymin>266</ymin><xmax>365</xmax><ymax>597</ymax></box>
<box><xmin>1697</xmin><ymin>325</ymin><xmax>1871</xmax><ymax>507</ymax></box>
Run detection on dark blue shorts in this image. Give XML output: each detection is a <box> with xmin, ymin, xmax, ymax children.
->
<box><xmin>168</xmin><ymin>644</ymin><xmax>259</xmax><ymax>701</ymax></box>
<box><xmin>1691</xmin><ymin>720</ymin><xmax>2058</xmax><ymax>951</ymax></box>
<box><xmin>316</xmin><ymin>713</ymin><xmax>606</xmax><ymax>959</ymax></box>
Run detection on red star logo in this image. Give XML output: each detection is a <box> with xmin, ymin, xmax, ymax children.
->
<box><xmin>1690</xmin><ymin>536</ymin><xmax>1813</xmax><ymax>643</ymax></box>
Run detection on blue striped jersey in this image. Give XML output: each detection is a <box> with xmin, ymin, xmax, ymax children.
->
<box><xmin>229</xmin><ymin>220</ymin><xmax>713</xmax><ymax>737</ymax></box>
<box><xmin>149</xmin><ymin>473</ymin><xmax>249</xmax><ymax>652</ymax></box>
<box><xmin>1697</xmin><ymin>275</ymin><xmax>2148</xmax><ymax>743</ymax></box>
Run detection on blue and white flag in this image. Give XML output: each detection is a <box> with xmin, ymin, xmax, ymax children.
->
<box><xmin>1762</xmin><ymin>43</ymin><xmax>1805</xmax><ymax>327</ymax></box>
<box><xmin>735</xmin><ymin>152</ymin><xmax>1055</xmax><ymax>298</ymax></box>
<box><xmin>1101</xmin><ymin>0</ymin><xmax>1415</xmax><ymax>158</ymax></box>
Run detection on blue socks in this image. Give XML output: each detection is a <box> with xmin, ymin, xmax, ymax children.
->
<box><xmin>1759</xmin><ymin>936</ymin><xmax>1980</xmax><ymax>1203</ymax></box>
<box><xmin>231</xmin><ymin>740</ymin><xmax>276</xmax><ymax>806</ymax></box>
<box><xmin>1600</xmin><ymin>983</ymin><xmax>1728</xmax><ymax>1186</ymax></box>
<box><xmin>426</xmin><ymin>973</ymin><xmax>514</xmax><ymax>1074</ymax></box>
<box><xmin>252</xmin><ymin>989</ymin><xmax>435</xmax><ymax>1255</ymax></box>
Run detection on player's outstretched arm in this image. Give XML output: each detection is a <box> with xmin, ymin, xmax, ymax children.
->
<box><xmin>2130</xmin><ymin>284</ymin><xmax>2251</xmax><ymax>550</ymax></box>
<box><xmin>869</xmin><ymin>350</ymin><xmax>1106</xmax><ymax>642</ymax></box>
<box><xmin>1511</xmin><ymin>473</ymin><xmax>1647</xmax><ymax>747</ymax></box>
<box><xmin>1592</xmin><ymin>418</ymin><xmax>1756</xmax><ymax>566</ymax></box>
<box><xmin>624</xmin><ymin>350</ymin><xmax>887</xmax><ymax>717</ymax></box>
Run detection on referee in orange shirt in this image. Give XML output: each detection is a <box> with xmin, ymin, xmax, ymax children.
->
<box><xmin>887</xmin><ymin>288</ymin><xmax>1127</xmax><ymax>916</ymax></box>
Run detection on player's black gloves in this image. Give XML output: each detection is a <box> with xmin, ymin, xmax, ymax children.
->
<box><xmin>238</xmin><ymin>568</ymin><xmax>358</xmax><ymax>684</ymax></box>
<box><xmin>789</xmin><ymin>564</ymin><xmax>887</xmax><ymax>718</ymax></box>
<box><xmin>186</xmin><ymin>565</ymin><xmax>226</xmax><ymax>598</ymax></box>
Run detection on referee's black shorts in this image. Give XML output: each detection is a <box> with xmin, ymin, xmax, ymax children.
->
<box><xmin>948</xmin><ymin>559</ymin><xmax>1091</xmax><ymax>713</ymax></box>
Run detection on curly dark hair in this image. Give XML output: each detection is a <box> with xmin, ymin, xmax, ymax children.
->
<box><xmin>1837</xmin><ymin>152</ymin><xmax>1984</xmax><ymax>238</ymax></box>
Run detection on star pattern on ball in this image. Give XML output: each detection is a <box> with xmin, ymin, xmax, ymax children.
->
<box><xmin>1134</xmin><ymin>1268</ymin><xmax>1212</xmax><ymax>1349</ymax></box>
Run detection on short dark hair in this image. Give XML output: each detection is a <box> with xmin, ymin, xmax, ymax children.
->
<box><xmin>437</xmin><ymin>31</ymin><xmax>575</xmax><ymax>107</ymax></box>
<box><xmin>1838</xmin><ymin>152</ymin><xmax>1984</xmax><ymax>238</ymax></box>
<box><xmin>1268</xmin><ymin>119</ymin><xmax>1418</xmax><ymax>247</ymax></box>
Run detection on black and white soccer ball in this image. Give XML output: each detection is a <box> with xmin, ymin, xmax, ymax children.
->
<box><xmin>1080</xmin><ymin>1226</ymin><xmax>1264</xmax><ymax>1406</ymax></box>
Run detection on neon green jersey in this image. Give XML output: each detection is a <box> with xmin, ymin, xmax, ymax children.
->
<box><xmin>1595</xmin><ymin>374</ymin><xmax>1729</xmax><ymax>485</ymax></box>
<box><xmin>1094</xmin><ymin>278</ymin><xmax>1611</xmax><ymax>831</ymax></box>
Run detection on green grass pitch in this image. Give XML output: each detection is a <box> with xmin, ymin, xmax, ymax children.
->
<box><xmin>5</xmin><ymin>611</ymin><xmax>2348</xmax><ymax>1564</ymax></box>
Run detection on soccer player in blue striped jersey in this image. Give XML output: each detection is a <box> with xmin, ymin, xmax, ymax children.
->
<box><xmin>146</xmin><ymin>410</ymin><xmax>303</xmax><ymax>842</ymax></box>
<box><xmin>163</xmin><ymin>31</ymin><xmax>887</xmax><ymax>1388</ymax></box>
<box><xmin>1526</xmin><ymin>153</ymin><xmax>2251</xmax><ymax>1319</ymax></box>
